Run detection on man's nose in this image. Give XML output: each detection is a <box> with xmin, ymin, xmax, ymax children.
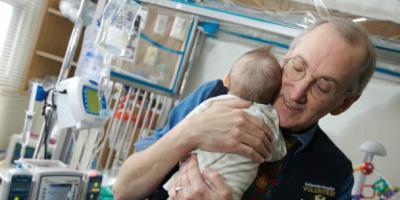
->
<box><xmin>288</xmin><ymin>77</ymin><xmax>312</xmax><ymax>104</ymax></box>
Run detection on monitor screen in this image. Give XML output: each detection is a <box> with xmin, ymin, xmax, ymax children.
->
<box><xmin>9</xmin><ymin>175</ymin><xmax>32</xmax><ymax>199</ymax></box>
<box><xmin>38</xmin><ymin>175</ymin><xmax>81</xmax><ymax>200</ymax></box>
<box><xmin>85</xmin><ymin>88</ymin><xmax>100</xmax><ymax>114</ymax></box>
<box><xmin>45</xmin><ymin>183</ymin><xmax>72</xmax><ymax>200</ymax></box>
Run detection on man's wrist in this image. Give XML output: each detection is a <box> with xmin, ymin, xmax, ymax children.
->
<box><xmin>170</xmin><ymin>120</ymin><xmax>198</xmax><ymax>155</ymax></box>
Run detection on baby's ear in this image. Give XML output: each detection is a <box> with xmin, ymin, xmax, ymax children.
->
<box><xmin>223</xmin><ymin>74</ymin><xmax>230</xmax><ymax>87</ymax></box>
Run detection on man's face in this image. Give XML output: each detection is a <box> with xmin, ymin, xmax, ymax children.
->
<box><xmin>273</xmin><ymin>23</ymin><xmax>364</xmax><ymax>131</ymax></box>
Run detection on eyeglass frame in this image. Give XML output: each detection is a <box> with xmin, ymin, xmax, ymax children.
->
<box><xmin>282</xmin><ymin>55</ymin><xmax>354</xmax><ymax>99</ymax></box>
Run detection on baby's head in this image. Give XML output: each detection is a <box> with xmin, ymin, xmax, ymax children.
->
<box><xmin>223</xmin><ymin>46</ymin><xmax>282</xmax><ymax>104</ymax></box>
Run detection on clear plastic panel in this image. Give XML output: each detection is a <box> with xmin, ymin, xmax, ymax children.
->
<box><xmin>108</xmin><ymin>5</ymin><xmax>196</xmax><ymax>93</ymax></box>
<box><xmin>194</xmin><ymin>0</ymin><xmax>400</xmax><ymax>46</ymax></box>
<box><xmin>189</xmin><ymin>0</ymin><xmax>400</xmax><ymax>80</ymax></box>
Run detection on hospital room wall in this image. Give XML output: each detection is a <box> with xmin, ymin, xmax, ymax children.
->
<box><xmin>183</xmin><ymin>37</ymin><xmax>400</xmax><ymax>187</ymax></box>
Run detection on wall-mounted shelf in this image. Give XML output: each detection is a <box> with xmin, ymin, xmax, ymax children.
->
<box><xmin>47</xmin><ymin>8</ymin><xmax>65</xmax><ymax>18</ymax></box>
<box><xmin>24</xmin><ymin>0</ymin><xmax>83</xmax><ymax>90</ymax></box>
<box><xmin>36</xmin><ymin>51</ymin><xmax>77</xmax><ymax>67</ymax></box>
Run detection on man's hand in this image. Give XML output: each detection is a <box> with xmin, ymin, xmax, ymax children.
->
<box><xmin>176</xmin><ymin>98</ymin><xmax>273</xmax><ymax>163</ymax></box>
<box><xmin>168</xmin><ymin>154</ymin><xmax>232</xmax><ymax>200</ymax></box>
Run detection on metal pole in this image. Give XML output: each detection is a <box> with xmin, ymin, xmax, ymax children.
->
<box><xmin>97</xmin><ymin>85</ymin><xmax>124</xmax><ymax>170</ymax></box>
<box><xmin>56</xmin><ymin>0</ymin><xmax>89</xmax><ymax>86</ymax></box>
<box><xmin>114</xmin><ymin>89</ymin><xmax>140</xmax><ymax>162</ymax></box>
<box><xmin>146</xmin><ymin>94</ymin><xmax>161</xmax><ymax>135</ymax></box>
<box><xmin>178</xmin><ymin>25</ymin><xmax>202</xmax><ymax>97</ymax></box>
<box><xmin>138</xmin><ymin>92</ymin><xmax>155</xmax><ymax>138</ymax></box>
<box><xmin>126</xmin><ymin>91</ymin><xmax>148</xmax><ymax>156</ymax></box>
<box><xmin>105</xmin><ymin>88</ymin><xmax>132</xmax><ymax>169</ymax></box>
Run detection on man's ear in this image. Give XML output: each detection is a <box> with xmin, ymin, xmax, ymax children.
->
<box><xmin>223</xmin><ymin>74</ymin><xmax>230</xmax><ymax>87</ymax></box>
<box><xmin>330</xmin><ymin>95</ymin><xmax>360</xmax><ymax>115</ymax></box>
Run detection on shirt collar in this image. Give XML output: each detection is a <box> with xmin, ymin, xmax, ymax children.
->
<box><xmin>282</xmin><ymin>124</ymin><xmax>318</xmax><ymax>153</ymax></box>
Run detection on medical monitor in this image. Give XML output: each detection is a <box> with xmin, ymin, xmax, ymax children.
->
<box><xmin>55</xmin><ymin>77</ymin><xmax>108</xmax><ymax>129</ymax></box>
<box><xmin>35</xmin><ymin>175</ymin><xmax>81</xmax><ymax>200</ymax></box>
<box><xmin>0</xmin><ymin>169</ymin><xmax>32</xmax><ymax>200</ymax></box>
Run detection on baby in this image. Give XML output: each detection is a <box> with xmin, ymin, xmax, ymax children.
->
<box><xmin>164</xmin><ymin>46</ymin><xmax>286</xmax><ymax>200</ymax></box>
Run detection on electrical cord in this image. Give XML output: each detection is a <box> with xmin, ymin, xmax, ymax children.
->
<box><xmin>40</xmin><ymin>88</ymin><xmax>67</xmax><ymax>159</ymax></box>
<box><xmin>41</xmin><ymin>89</ymin><xmax>54</xmax><ymax>159</ymax></box>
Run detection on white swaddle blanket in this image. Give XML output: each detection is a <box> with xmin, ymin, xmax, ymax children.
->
<box><xmin>164</xmin><ymin>95</ymin><xmax>287</xmax><ymax>200</ymax></box>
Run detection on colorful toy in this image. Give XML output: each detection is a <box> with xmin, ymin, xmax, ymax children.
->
<box><xmin>351</xmin><ymin>141</ymin><xmax>399</xmax><ymax>200</ymax></box>
<box><xmin>354</xmin><ymin>162</ymin><xmax>374</xmax><ymax>175</ymax></box>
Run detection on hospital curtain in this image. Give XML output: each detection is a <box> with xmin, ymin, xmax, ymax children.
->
<box><xmin>0</xmin><ymin>0</ymin><xmax>46</xmax><ymax>150</ymax></box>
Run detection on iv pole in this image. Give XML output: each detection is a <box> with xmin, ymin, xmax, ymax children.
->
<box><xmin>34</xmin><ymin>0</ymin><xmax>89</xmax><ymax>160</ymax></box>
<box><xmin>56</xmin><ymin>0</ymin><xmax>89</xmax><ymax>85</ymax></box>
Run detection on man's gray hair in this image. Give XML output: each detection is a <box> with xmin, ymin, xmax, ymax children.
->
<box><xmin>289</xmin><ymin>17</ymin><xmax>376</xmax><ymax>95</ymax></box>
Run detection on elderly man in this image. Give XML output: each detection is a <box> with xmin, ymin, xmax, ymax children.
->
<box><xmin>113</xmin><ymin>17</ymin><xmax>376</xmax><ymax>200</ymax></box>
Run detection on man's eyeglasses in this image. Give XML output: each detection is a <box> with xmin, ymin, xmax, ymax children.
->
<box><xmin>282</xmin><ymin>56</ymin><xmax>350</xmax><ymax>99</ymax></box>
